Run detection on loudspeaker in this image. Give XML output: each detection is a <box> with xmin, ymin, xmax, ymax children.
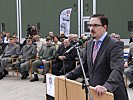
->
<box><xmin>1</xmin><ymin>23</ymin><xmax>5</xmax><ymax>32</ymax></box>
<box><xmin>128</xmin><ymin>21</ymin><xmax>133</xmax><ymax>32</ymax></box>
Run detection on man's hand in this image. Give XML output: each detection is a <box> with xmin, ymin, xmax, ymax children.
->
<box><xmin>58</xmin><ymin>56</ymin><xmax>66</xmax><ymax>60</ymax></box>
<box><xmin>42</xmin><ymin>59</ymin><xmax>46</xmax><ymax>64</ymax></box>
<box><xmin>94</xmin><ymin>85</ymin><xmax>107</xmax><ymax>96</ymax></box>
<box><xmin>8</xmin><ymin>57</ymin><xmax>12</xmax><ymax>63</ymax></box>
<box><xmin>59</xmin><ymin>75</ymin><xmax>66</xmax><ymax>78</ymax></box>
<box><xmin>124</xmin><ymin>62</ymin><xmax>128</xmax><ymax>68</ymax></box>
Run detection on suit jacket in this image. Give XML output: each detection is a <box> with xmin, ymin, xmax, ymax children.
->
<box><xmin>20</xmin><ymin>44</ymin><xmax>37</xmax><ymax>60</ymax></box>
<box><xmin>54</xmin><ymin>44</ymin><xmax>77</xmax><ymax>65</ymax></box>
<box><xmin>38</xmin><ymin>44</ymin><xmax>56</xmax><ymax>61</ymax></box>
<box><xmin>66</xmin><ymin>35</ymin><xmax>129</xmax><ymax>100</ymax></box>
<box><xmin>2</xmin><ymin>43</ymin><xmax>20</xmax><ymax>57</ymax></box>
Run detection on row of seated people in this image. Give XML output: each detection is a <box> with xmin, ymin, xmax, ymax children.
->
<box><xmin>30</xmin><ymin>38</ymin><xmax>78</xmax><ymax>83</ymax></box>
<box><xmin>0</xmin><ymin>36</ymin><xmax>79</xmax><ymax>83</ymax></box>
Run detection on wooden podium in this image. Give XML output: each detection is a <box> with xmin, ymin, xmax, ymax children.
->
<box><xmin>55</xmin><ymin>76</ymin><xmax>114</xmax><ymax>100</ymax></box>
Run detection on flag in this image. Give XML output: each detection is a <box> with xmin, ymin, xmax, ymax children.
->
<box><xmin>60</xmin><ymin>8</ymin><xmax>72</xmax><ymax>37</ymax></box>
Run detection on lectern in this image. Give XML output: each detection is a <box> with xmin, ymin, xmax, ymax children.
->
<box><xmin>46</xmin><ymin>74</ymin><xmax>114</xmax><ymax>100</ymax></box>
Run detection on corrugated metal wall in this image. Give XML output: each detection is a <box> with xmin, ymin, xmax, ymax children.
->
<box><xmin>97</xmin><ymin>0</ymin><xmax>133</xmax><ymax>38</ymax></box>
<box><xmin>22</xmin><ymin>0</ymin><xmax>78</xmax><ymax>37</ymax></box>
<box><xmin>0</xmin><ymin>0</ymin><xmax>16</xmax><ymax>35</ymax></box>
<box><xmin>0</xmin><ymin>0</ymin><xmax>133</xmax><ymax>38</ymax></box>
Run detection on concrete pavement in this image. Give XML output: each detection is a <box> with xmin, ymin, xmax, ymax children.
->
<box><xmin>0</xmin><ymin>72</ymin><xmax>132</xmax><ymax>100</ymax></box>
<box><xmin>0</xmin><ymin>73</ymin><xmax>46</xmax><ymax>100</ymax></box>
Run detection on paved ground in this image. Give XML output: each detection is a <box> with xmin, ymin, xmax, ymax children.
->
<box><xmin>0</xmin><ymin>73</ymin><xmax>46</xmax><ymax>100</ymax></box>
<box><xmin>0</xmin><ymin>72</ymin><xmax>132</xmax><ymax>100</ymax></box>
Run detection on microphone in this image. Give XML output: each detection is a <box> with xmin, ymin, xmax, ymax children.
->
<box><xmin>64</xmin><ymin>40</ymin><xmax>83</xmax><ymax>54</ymax></box>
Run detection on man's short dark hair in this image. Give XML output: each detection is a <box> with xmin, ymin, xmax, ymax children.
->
<box><xmin>90</xmin><ymin>14</ymin><xmax>108</xmax><ymax>30</ymax></box>
<box><xmin>10</xmin><ymin>37</ymin><xmax>15</xmax><ymax>40</ymax></box>
<box><xmin>26</xmin><ymin>38</ymin><xmax>32</xmax><ymax>42</ymax></box>
<box><xmin>46</xmin><ymin>36</ymin><xmax>52</xmax><ymax>41</ymax></box>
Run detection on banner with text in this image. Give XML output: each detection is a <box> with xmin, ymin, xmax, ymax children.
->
<box><xmin>60</xmin><ymin>8</ymin><xmax>72</xmax><ymax>37</ymax></box>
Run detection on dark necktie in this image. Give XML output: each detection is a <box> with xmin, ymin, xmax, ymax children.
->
<box><xmin>93</xmin><ymin>41</ymin><xmax>100</xmax><ymax>63</ymax></box>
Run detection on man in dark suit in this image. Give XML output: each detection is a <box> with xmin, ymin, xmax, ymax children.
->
<box><xmin>65</xmin><ymin>14</ymin><xmax>129</xmax><ymax>100</ymax></box>
<box><xmin>52</xmin><ymin>39</ymin><xmax>77</xmax><ymax>76</ymax></box>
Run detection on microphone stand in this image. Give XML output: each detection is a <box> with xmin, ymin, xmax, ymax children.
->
<box><xmin>76</xmin><ymin>46</ymin><xmax>93</xmax><ymax>100</ymax></box>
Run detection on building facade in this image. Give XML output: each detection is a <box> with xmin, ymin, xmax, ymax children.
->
<box><xmin>0</xmin><ymin>0</ymin><xmax>132</xmax><ymax>39</ymax></box>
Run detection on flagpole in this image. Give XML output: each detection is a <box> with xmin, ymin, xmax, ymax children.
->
<box><xmin>78</xmin><ymin>0</ymin><xmax>83</xmax><ymax>38</ymax></box>
<box><xmin>19</xmin><ymin>0</ymin><xmax>22</xmax><ymax>39</ymax></box>
<box><xmin>16</xmin><ymin>0</ymin><xmax>19</xmax><ymax>39</ymax></box>
<box><xmin>16</xmin><ymin>0</ymin><xmax>22</xmax><ymax>42</ymax></box>
<box><xmin>93</xmin><ymin>0</ymin><xmax>96</xmax><ymax>14</ymax></box>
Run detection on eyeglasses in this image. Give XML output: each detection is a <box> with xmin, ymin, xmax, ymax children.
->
<box><xmin>115</xmin><ymin>37</ymin><xmax>120</xmax><ymax>38</ymax></box>
<box><xmin>88</xmin><ymin>24</ymin><xmax>103</xmax><ymax>28</ymax></box>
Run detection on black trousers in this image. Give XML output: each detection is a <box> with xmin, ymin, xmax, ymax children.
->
<box><xmin>52</xmin><ymin>61</ymin><xmax>75</xmax><ymax>76</ymax></box>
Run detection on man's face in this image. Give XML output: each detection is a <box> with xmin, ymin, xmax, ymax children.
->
<box><xmin>49</xmin><ymin>32</ymin><xmax>53</xmax><ymax>36</ymax></box>
<box><xmin>6</xmin><ymin>33</ymin><xmax>10</xmax><ymax>37</ymax></box>
<box><xmin>27</xmin><ymin>40</ymin><xmax>32</xmax><ymax>45</ymax></box>
<box><xmin>73</xmin><ymin>36</ymin><xmax>78</xmax><ymax>42</ymax></box>
<box><xmin>46</xmin><ymin>40</ymin><xmax>52</xmax><ymax>46</ymax></box>
<box><xmin>35</xmin><ymin>37</ymin><xmax>40</xmax><ymax>41</ymax></box>
<box><xmin>131</xmin><ymin>33</ymin><xmax>133</xmax><ymax>37</ymax></box>
<box><xmin>63</xmin><ymin>39</ymin><xmax>70</xmax><ymax>47</ymax></box>
<box><xmin>9</xmin><ymin>39</ymin><xmax>15</xmax><ymax>44</ymax></box>
<box><xmin>89</xmin><ymin>17</ymin><xmax>107</xmax><ymax>40</ymax></box>
<box><xmin>15</xmin><ymin>38</ymin><xmax>18</xmax><ymax>42</ymax></box>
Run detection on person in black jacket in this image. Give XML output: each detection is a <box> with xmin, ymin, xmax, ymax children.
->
<box><xmin>0</xmin><ymin>36</ymin><xmax>7</xmax><ymax>55</ymax></box>
<box><xmin>52</xmin><ymin>39</ymin><xmax>77</xmax><ymax>76</ymax></box>
<box><xmin>129</xmin><ymin>32</ymin><xmax>133</xmax><ymax>43</ymax></box>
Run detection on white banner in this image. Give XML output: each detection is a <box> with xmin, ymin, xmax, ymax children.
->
<box><xmin>60</xmin><ymin>8</ymin><xmax>72</xmax><ymax>37</ymax></box>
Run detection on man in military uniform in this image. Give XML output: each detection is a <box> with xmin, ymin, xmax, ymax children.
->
<box><xmin>30</xmin><ymin>37</ymin><xmax>56</xmax><ymax>83</ymax></box>
<box><xmin>17</xmin><ymin>39</ymin><xmax>37</xmax><ymax>79</ymax></box>
<box><xmin>0</xmin><ymin>37</ymin><xmax>20</xmax><ymax>79</ymax></box>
